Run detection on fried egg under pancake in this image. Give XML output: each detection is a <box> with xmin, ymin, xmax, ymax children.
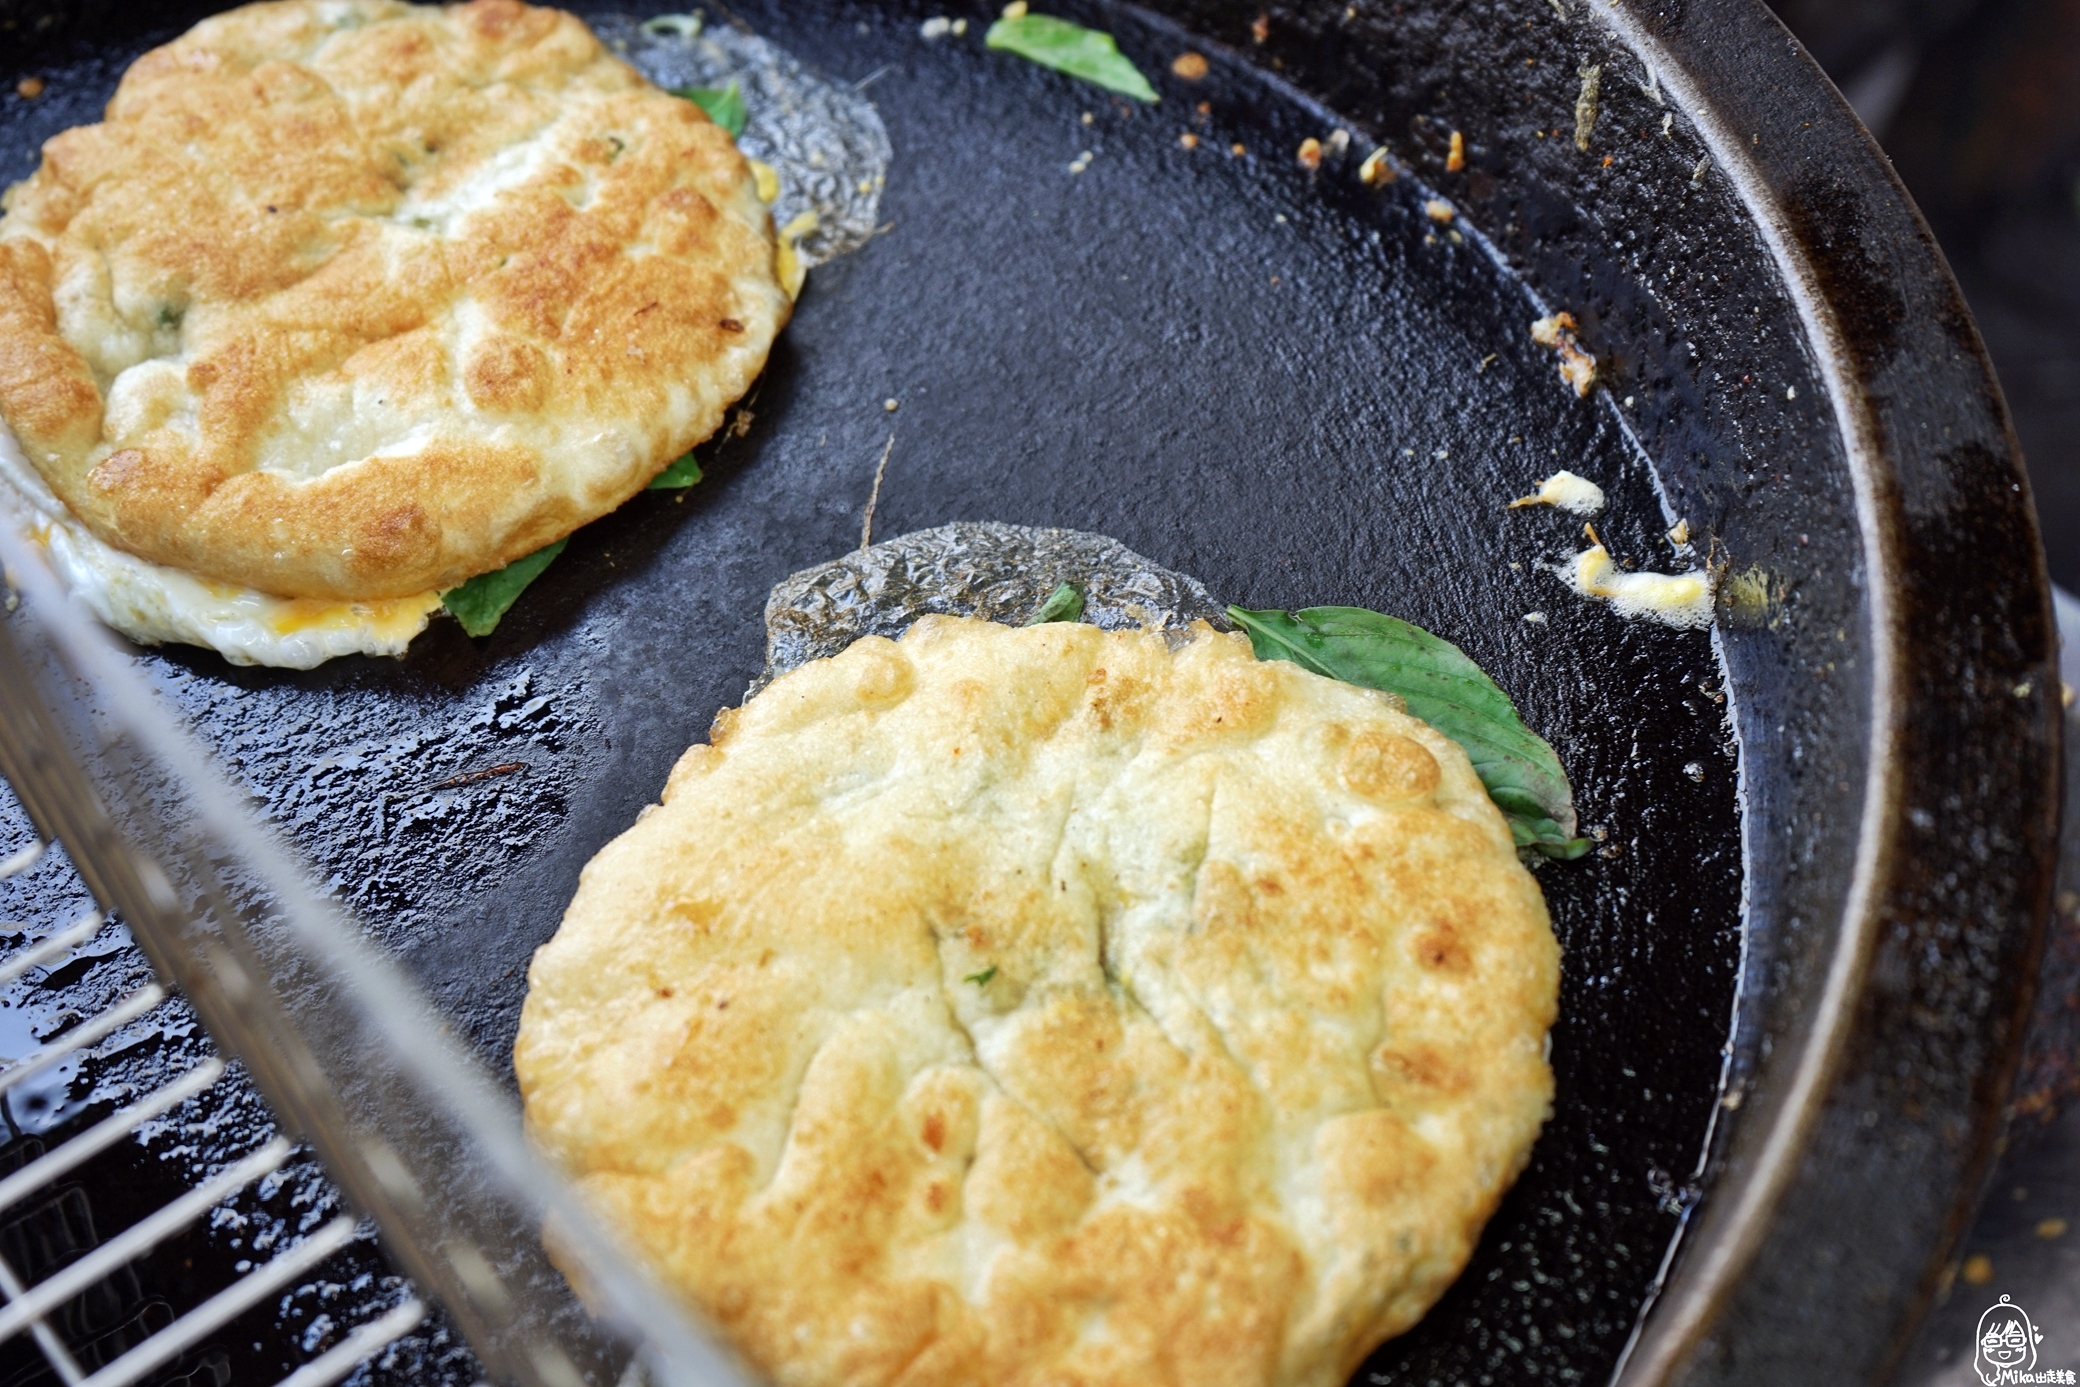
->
<box><xmin>0</xmin><ymin>419</ymin><xmax>439</xmax><ymax>667</ymax></box>
<box><xmin>0</xmin><ymin>0</ymin><xmax>787</xmax><ymax>601</ymax></box>
<box><xmin>516</xmin><ymin>615</ymin><xmax>1560</xmax><ymax>1387</ymax></box>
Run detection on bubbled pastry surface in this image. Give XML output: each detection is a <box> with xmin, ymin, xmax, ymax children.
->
<box><xmin>0</xmin><ymin>0</ymin><xmax>787</xmax><ymax>598</ymax></box>
<box><xmin>515</xmin><ymin>616</ymin><xmax>1559</xmax><ymax>1387</ymax></box>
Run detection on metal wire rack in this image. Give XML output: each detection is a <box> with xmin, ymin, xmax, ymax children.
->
<box><xmin>0</xmin><ymin>433</ymin><xmax>740</xmax><ymax>1387</ymax></box>
<box><xmin>0</xmin><ymin>838</ymin><xmax>426</xmax><ymax>1387</ymax></box>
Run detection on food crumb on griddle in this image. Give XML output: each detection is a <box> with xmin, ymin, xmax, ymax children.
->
<box><xmin>1530</xmin><ymin>312</ymin><xmax>1597</xmax><ymax>395</ymax></box>
<box><xmin>1359</xmin><ymin>147</ymin><xmax>1395</xmax><ymax>184</ymax></box>
<box><xmin>15</xmin><ymin>77</ymin><xmax>44</xmax><ymax>99</ymax></box>
<box><xmin>1446</xmin><ymin>129</ymin><xmax>1465</xmax><ymax>171</ymax></box>
<box><xmin>1574</xmin><ymin>63</ymin><xmax>1602</xmax><ymax>149</ymax></box>
<box><xmin>1424</xmin><ymin>198</ymin><xmax>1455</xmax><ymax>222</ymax></box>
<box><xmin>1179</xmin><ymin>132</ymin><xmax>1199</xmax><ymax>148</ymax></box>
<box><xmin>1297</xmin><ymin>136</ymin><xmax>1322</xmax><ymax>169</ymax></box>
<box><xmin>1231</xmin><ymin>141</ymin><xmax>1248</xmax><ymax>156</ymax></box>
<box><xmin>1251</xmin><ymin>11</ymin><xmax>1270</xmax><ymax>42</ymax></box>
<box><xmin>1509</xmin><ymin>470</ymin><xmax>1605</xmax><ymax>514</ymax></box>
<box><xmin>1171</xmin><ymin>51</ymin><xmax>1208</xmax><ymax>79</ymax></box>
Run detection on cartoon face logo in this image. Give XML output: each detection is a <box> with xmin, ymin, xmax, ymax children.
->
<box><xmin>1976</xmin><ymin>1296</ymin><xmax>2042</xmax><ymax>1384</ymax></box>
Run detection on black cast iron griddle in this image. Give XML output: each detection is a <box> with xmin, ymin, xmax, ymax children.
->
<box><xmin>3</xmin><ymin>7</ymin><xmax>1741</xmax><ymax>1380</ymax></box>
<box><xmin>0</xmin><ymin>0</ymin><xmax>2058</xmax><ymax>1381</ymax></box>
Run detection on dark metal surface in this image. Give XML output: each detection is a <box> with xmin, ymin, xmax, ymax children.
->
<box><xmin>1891</xmin><ymin>690</ymin><xmax>2080</xmax><ymax>1384</ymax></box>
<box><xmin>0</xmin><ymin>0</ymin><xmax>2058</xmax><ymax>1384</ymax></box>
<box><xmin>1767</xmin><ymin>0</ymin><xmax>2080</xmax><ymax>595</ymax></box>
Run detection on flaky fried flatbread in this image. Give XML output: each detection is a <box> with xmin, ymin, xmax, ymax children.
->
<box><xmin>0</xmin><ymin>0</ymin><xmax>787</xmax><ymax>599</ymax></box>
<box><xmin>516</xmin><ymin>615</ymin><xmax>1558</xmax><ymax>1387</ymax></box>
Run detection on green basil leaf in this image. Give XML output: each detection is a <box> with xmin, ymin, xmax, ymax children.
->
<box><xmin>673</xmin><ymin>81</ymin><xmax>748</xmax><ymax>138</ymax></box>
<box><xmin>442</xmin><ymin>539</ymin><xmax>569</xmax><ymax>638</ymax></box>
<box><xmin>1487</xmin><ymin>785</ymin><xmax>1549</xmax><ymax>819</ymax></box>
<box><xmin>1026</xmin><ymin>582</ymin><xmax>1085</xmax><ymax>625</ymax></box>
<box><xmin>647</xmin><ymin>452</ymin><xmax>704</xmax><ymax>490</ymax></box>
<box><xmin>1226</xmin><ymin>604</ymin><xmax>1582</xmax><ymax>849</ymax></box>
<box><xmin>984</xmin><ymin>14</ymin><xmax>1158</xmax><ymax>102</ymax></box>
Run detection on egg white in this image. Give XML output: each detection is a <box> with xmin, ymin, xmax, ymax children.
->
<box><xmin>1514</xmin><ymin>470</ymin><xmax>1606</xmax><ymax>516</ymax></box>
<box><xmin>1563</xmin><ymin>543</ymin><xmax>1714</xmax><ymax>628</ymax></box>
<box><xmin>0</xmin><ymin>423</ymin><xmax>441</xmax><ymax>669</ymax></box>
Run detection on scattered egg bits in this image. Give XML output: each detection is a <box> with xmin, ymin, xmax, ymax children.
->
<box><xmin>1510</xmin><ymin>470</ymin><xmax>1606</xmax><ymax>515</ymax></box>
<box><xmin>1562</xmin><ymin>542</ymin><xmax>1714</xmax><ymax>629</ymax></box>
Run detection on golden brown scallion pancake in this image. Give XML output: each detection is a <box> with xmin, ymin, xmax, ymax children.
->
<box><xmin>515</xmin><ymin>615</ymin><xmax>1559</xmax><ymax>1387</ymax></box>
<box><xmin>0</xmin><ymin>0</ymin><xmax>787</xmax><ymax>600</ymax></box>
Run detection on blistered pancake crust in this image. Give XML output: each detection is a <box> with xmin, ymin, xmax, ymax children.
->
<box><xmin>516</xmin><ymin>617</ymin><xmax>1559</xmax><ymax>1387</ymax></box>
<box><xmin>0</xmin><ymin>0</ymin><xmax>787</xmax><ymax>599</ymax></box>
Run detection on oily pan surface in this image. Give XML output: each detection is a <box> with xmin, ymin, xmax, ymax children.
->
<box><xmin>515</xmin><ymin>615</ymin><xmax>1560</xmax><ymax>1387</ymax></box>
<box><xmin>0</xmin><ymin>0</ymin><xmax>787</xmax><ymax>599</ymax></box>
